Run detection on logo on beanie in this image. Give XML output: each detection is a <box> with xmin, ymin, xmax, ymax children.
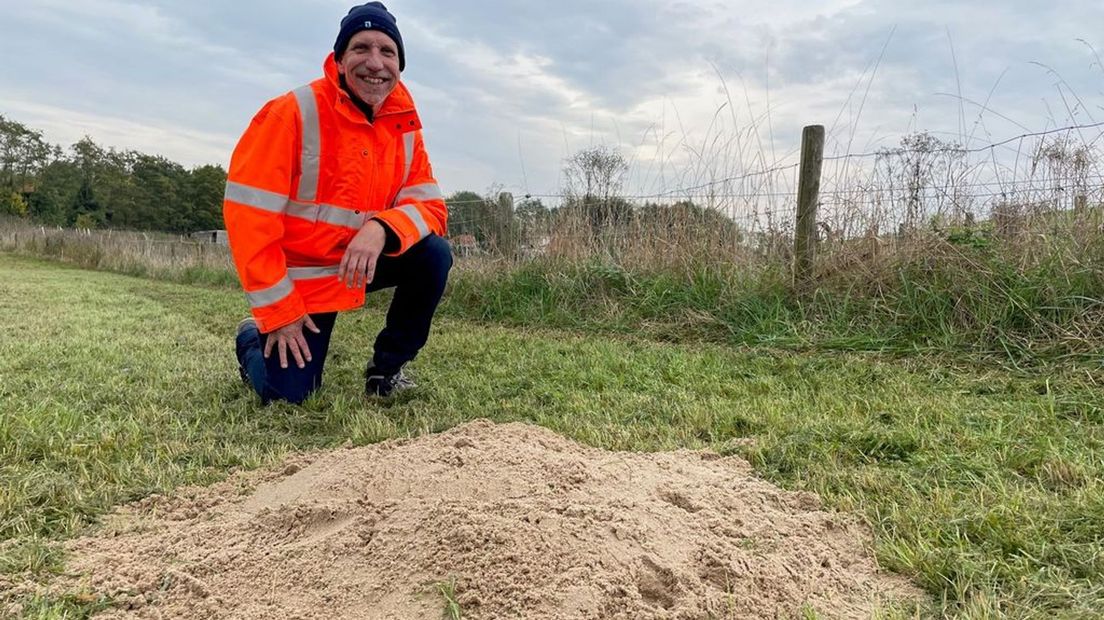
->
<box><xmin>364</xmin><ymin>21</ymin><xmax>372</xmax><ymax>28</ymax></box>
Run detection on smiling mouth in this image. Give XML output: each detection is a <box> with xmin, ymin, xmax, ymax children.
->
<box><xmin>361</xmin><ymin>76</ymin><xmax>389</xmax><ymax>86</ymax></box>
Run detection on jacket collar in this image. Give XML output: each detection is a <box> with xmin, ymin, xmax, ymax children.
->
<box><xmin>323</xmin><ymin>52</ymin><xmax>414</xmax><ymax>119</ymax></box>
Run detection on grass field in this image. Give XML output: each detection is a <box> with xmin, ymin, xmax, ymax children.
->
<box><xmin>1</xmin><ymin>253</ymin><xmax>1103</xmax><ymax>619</ymax></box>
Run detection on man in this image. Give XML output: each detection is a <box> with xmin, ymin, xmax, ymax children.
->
<box><xmin>223</xmin><ymin>2</ymin><xmax>451</xmax><ymax>404</ymax></box>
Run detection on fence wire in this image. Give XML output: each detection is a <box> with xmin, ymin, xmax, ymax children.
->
<box><xmin>446</xmin><ymin>122</ymin><xmax>1104</xmax><ymax>268</ymax></box>
<box><xmin>2</xmin><ymin>123</ymin><xmax>1102</xmax><ymax>276</ymax></box>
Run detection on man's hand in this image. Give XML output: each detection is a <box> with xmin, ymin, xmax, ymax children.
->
<box><xmin>339</xmin><ymin>219</ymin><xmax>387</xmax><ymax>289</ymax></box>
<box><xmin>263</xmin><ymin>315</ymin><xmax>322</xmax><ymax>369</ymax></box>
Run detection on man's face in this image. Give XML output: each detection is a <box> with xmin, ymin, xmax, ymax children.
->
<box><xmin>337</xmin><ymin>30</ymin><xmax>400</xmax><ymax>110</ymax></box>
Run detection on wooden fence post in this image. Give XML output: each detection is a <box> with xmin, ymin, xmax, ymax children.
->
<box><xmin>498</xmin><ymin>192</ymin><xmax>515</xmax><ymax>258</ymax></box>
<box><xmin>793</xmin><ymin>125</ymin><xmax>825</xmax><ymax>292</ymax></box>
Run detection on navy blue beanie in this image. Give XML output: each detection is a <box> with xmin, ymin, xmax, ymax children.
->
<box><xmin>334</xmin><ymin>2</ymin><xmax>405</xmax><ymax>71</ymax></box>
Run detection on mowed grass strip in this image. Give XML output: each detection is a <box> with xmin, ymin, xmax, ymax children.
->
<box><xmin>1</xmin><ymin>253</ymin><xmax>1102</xmax><ymax>619</ymax></box>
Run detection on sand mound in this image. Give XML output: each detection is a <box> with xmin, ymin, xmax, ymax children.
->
<box><xmin>44</xmin><ymin>420</ymin><xmax>918</xmax><ymax>618</ymax></box>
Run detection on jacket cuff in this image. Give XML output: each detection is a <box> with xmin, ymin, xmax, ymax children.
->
<box><xmin>253</xmin><ymin>296</ymin><xmax>308</xmax><ymax>333</ymax></box>
<box><xmin>373</xmin><ymin>210</ymin><xmax>427</xmax><ymax>256</ymax></box>
<box><xmin>375</xmin><ymin>218</ymin><xmax>401</xmax><ymax>254</ymax></box>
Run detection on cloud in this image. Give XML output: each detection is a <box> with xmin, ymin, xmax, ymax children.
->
<box><xmin>0</xmin><ymin>98</ymin><xmax>233</xmax><ymax>167</ymax></box>
<box><xmin>1</xmin><ymin>0</ymin><xmax>1101</xmax><ymax>199</ymax></box>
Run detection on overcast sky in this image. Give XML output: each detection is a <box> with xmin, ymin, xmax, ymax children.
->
<box><xmin>2</xmin><ymin>0</ymin><xmax>1102</xmax><ymax>200</ymax></box>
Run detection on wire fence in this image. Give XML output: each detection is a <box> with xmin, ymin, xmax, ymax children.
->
<box><xmin>2</xmin><ymin>123</ymin><xmax>1102</xmax><ymax>280</ymax></box>
<box><xmin>0</xmin><ymin>222</ymin><xmax>236</xmax><ymax>277</ymax></box>
<box><xmin>447</xmin><ymin>122</ymin><xmax>1104</xmax><ymax>273</ymax></box>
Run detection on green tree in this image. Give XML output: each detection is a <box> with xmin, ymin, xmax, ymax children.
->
<box><xmin>187</xmin><ymin>164</ymin><xmax>228</xmax><ymax>231</ymax></box>
<box><xmin>515</xmin><ymin>196</ymin><xmax>550</xmax><ymax>229</ymax></box>
<box><xmin>131</xmin><ymin>154</ymin><xmax>188</xmax><ymax>231</ymax></box>
<box><xmin>95</xmin><ymin>149</ymin><xmax>139</xmax><ymax>228</ymax></box>
<box><xmin>636</xmin><ymin>199</ymin><xmax>744</xmax><ymax>245</ymax></box>
<box><xmin>446</xmin><ymin>190</ymin><xmax>486</xmax><ymax>241</ymax></box>
<box><xmin>444</xmin><ymin>190</ymin><xmax>520</xmax><ymax>256</ymax></box>
<box><xmin>27</xmin><ymin>158</ymin><xmax>80</xmax><ymax>225</ymax></box>
<box><xmin>0</xmin><ymin>115</ymin><xmax>51</xmax><ymax>194</ymax></box>
<box><xmin>1</xmin><ymin>114</ymin><xmax>223</xmax><ymax>233</ymax></box>
<box><xmin>70</xmin><ymin>178</ymin><xmax>104</xmax><ymax>228</ymax></box>
<box><xmin>68</xmin><ymin>138</ymin><xmax>109</xmax><ymax>227</ymax></box>
<box><xmin>0</xmin><ymin>190</ymin><xmax>28</xmax><ymax>217</ymax></box>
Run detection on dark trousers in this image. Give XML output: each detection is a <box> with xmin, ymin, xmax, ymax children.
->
<box><xmin>236</xmin><ymin>234</ymin><xmax>452</xmax><ymax>404</ymax></box>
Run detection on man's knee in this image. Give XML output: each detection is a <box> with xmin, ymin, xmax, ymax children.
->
<box><xmin>423</xmin><ymin>234</ymin><xmax>453</xmax><ymax>273</ymax></box>
<box><xmin>408</xmin><ymin>234</ymin><xmax>453</xmax><ymax>280</ymax></box>
<box><xmin>271</xmin><ymin>382</ymin><xmax>319</xmax><ymax>405</ymax></box>
<box><xmin>262</xmin><ymin>366</ymin><xmax>324</xmax><ymax>405</ymax></box>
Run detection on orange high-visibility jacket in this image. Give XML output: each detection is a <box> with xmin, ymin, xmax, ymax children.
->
<box><xmin>223</xmin><ymin>53</ymin><xmax>447</xmax><ymax>333</ymax></box>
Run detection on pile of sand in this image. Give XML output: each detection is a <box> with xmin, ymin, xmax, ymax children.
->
<box><xmin>29</xmin><ymin>420</ymin><xmax>919</xmax><ymax>618</ymax></box>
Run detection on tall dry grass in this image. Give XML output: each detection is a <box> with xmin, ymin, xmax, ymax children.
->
<box><xmin>0</xmin><ymin>219</ymin><xmax>237</xmax><ymax>287</ymax></box>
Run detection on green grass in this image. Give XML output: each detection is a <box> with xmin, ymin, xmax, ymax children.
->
<box><xmin>437</xmin><ymin>577</ymin><xmax>463</xmax><ymax>620</ymax></box>
<box><xmin>1</xmin><ymin>253</ymin><xmax>1103</xmax><ymax>618</ymax></box>
<box><xmin>10</xmin><ymin>594</ymin><xmax>111</xmax><ymax>620</ymax></box>
<box><xmin>439</xmin><ymin>241</ymin><xmax>1104</xmax><ymax>363</ymax></box>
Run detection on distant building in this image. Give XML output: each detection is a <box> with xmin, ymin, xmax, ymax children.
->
<box><xmin>190</xmin><ymin>229</ymin><xmax>229</xmax><ymax>245</ymax></box>
<box><xmin>449</xmin><ymin>234</ymin><xmax>481</xmax><ymax>257</ymax></box>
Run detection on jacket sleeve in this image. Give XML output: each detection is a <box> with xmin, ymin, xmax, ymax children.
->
<box><xmin>373</xmin><ymin>129</ymin><xmax>448</xmax><ymax>256</ymax></box>
<box><xmin>222</xmin><ymin>98</ymin><xmax>306</xmax><ymax>333</ymax></box>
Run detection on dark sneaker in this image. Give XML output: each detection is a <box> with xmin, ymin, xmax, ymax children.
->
<box><xmin>365</xmin><ymin>366</ymin><xmax>416</xmax><ymax>397</ymax></box>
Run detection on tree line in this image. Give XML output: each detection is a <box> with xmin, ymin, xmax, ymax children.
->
<box><xmin>1</xmin><ymin>115</ymin><xmax>226</xmax><ymax>232</ymax></box>
<box><xmin>3</xmin><ymin>115</ymin><xmax>737</xmax><ymax>250</ymax></box>
<box><xmin>444</xmin><ymin>145</ymin><xmax>746</xmax><ymax>257</ymax></box>
<box><xmin>1</xmin><ymin>113</ymin><xmax>546</xmax><ymax>238</ymax></box>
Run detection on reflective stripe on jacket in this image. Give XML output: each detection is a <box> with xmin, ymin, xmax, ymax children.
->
<box><xmin>223</xmin><ymin>53</ymin><xmax>447</xmax><ymax>333</ymax></box>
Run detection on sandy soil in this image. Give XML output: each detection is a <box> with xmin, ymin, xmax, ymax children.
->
<box><xmin>17</xmin><ymin>419</ymin><xmax>921</xmax><ymax>619</ymax></box>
